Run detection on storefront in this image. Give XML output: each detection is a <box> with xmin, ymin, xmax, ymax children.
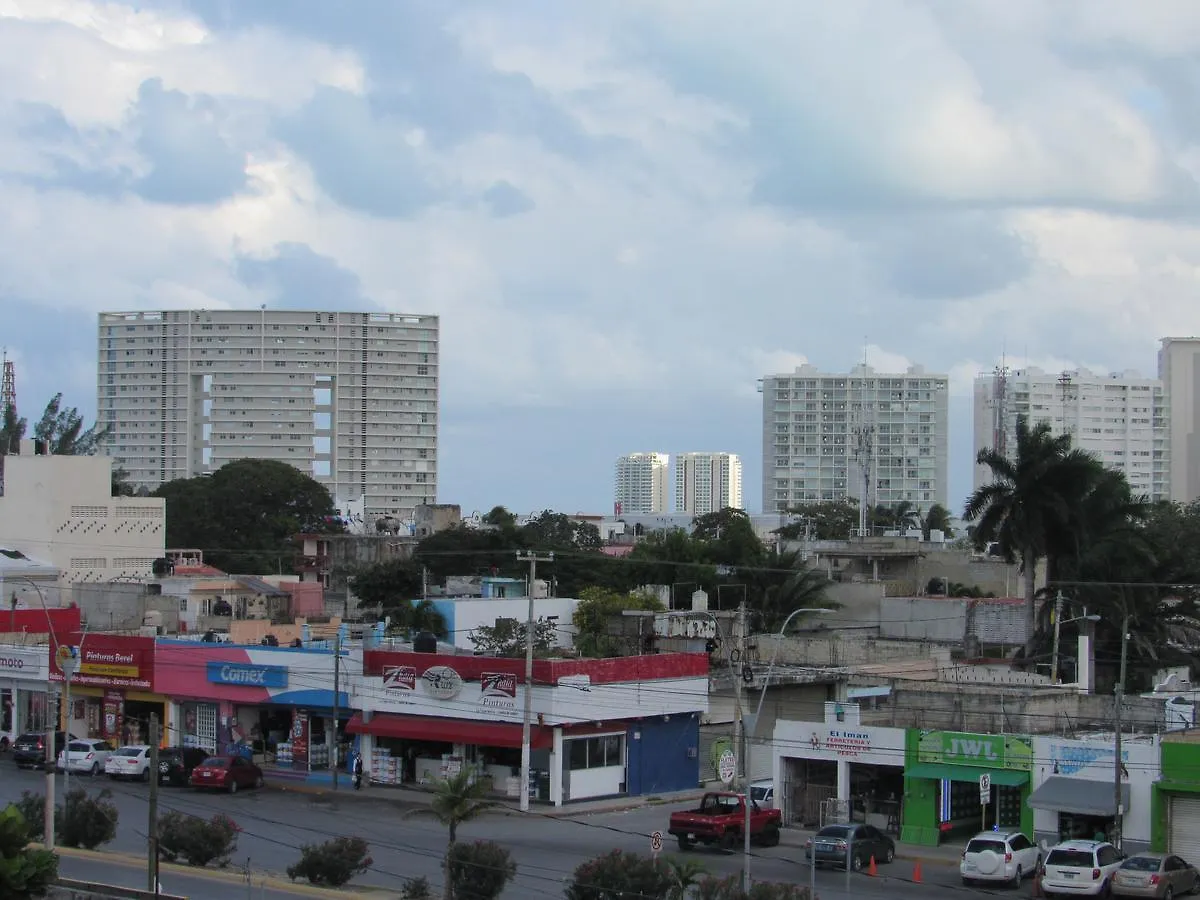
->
<box><xmin>1031</xmin><ymin>735</ymin><xmax>1153</xmax><ymax>850</ymax></box>
<box><xmin>1152</xmin><ymin>736</ymin><xmax>1200</xmax><ymax>859</ymax></box>
<box><xmin>902</xmin><ymin>730</ymin><xmax>1034</xmax><ymax>846</ymax></box>
<box><xmin>772</xmin><ymin>704</ymin><xmax>906</xmax><ymax>831</ymax></box>
<box><xmin>154</xmin><ymin>638</ymin><xmax>353</xmax><ymax>783</ymax></box>
<box><xmin>49</xmin><ymin>634</ymin><xmax>167</xmax><ymax>747</ymax></box>
<box><xmin>352</xmin><ymin>651</ymin><xmax>709</xmax><ymax>805</ymax></box>
<box><xmin>0</xmin><ymin>643</ymin><xmax>53</xmax><ymax>749</ymax></box>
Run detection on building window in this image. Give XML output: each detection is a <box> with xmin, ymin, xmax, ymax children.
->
<box><xmin>567</xmin><ymin>734</ymin><xmax>624</xmax><ymax>770</ymax></box>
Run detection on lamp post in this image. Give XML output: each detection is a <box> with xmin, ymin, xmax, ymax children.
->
<box><xmin>1113</xmin><ymin>613</ymin><xmax>1130</xmax><ymax>851</ymax></box>
<box><xmin>1049</xmin><ymin>593</ymin><xmax>1100</xmax><ymax>684</ymax></box>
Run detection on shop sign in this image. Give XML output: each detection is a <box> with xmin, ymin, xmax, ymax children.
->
<box><xmin>206</xmin><ymin>662</ymin><xmax>288</xmax><ymax>688</ymax></box>
<box><xmin>0</xmin><ymin>646</ymin><xmax>44</xmax><ymax>677</ymax></box>
<box><xmin>810</xmin><ymin>729</ymin><xmax>873</xmax><ymax>758</ymax></box>
<box><xmin>383</xmin><ymin>665</ymin><xmax>417</xmax><ymax>698</ymax></box>
<box><xmin>1049</xmin><ymin>743</ymin><xmax>1128</xmax><ymax>776</ymax></box>
<box><xmin>479</xmin><ymin>672</ymin><xmax>517</xmax><ymax>714</ymax></box>
<box><xmin>918</xmin><ymin>730</ymin><xmax>1033</xmax><ymax>771</ymax></box>
<box><xmin>422</xmin><ymin>666</ymin><xmax>464</xmax><ymax>701</ymax></box>
<box><xmin>80</xmin><ymin>649</ymin><xmax>139</xmax><ymax>680</ymax></box>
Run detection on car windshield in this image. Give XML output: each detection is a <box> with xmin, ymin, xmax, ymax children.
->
<box><xmin>817</xmin><ymin>826</ymin><xmax>851</xmax><ymax>839</ymax></box>
<box><xmin>1047</xmin><ymin>850</ymin><xmax>1096</xmax><ymax>868</ymax></box>
<box><xmin>967</xmin><ymin>840</ymin><xmax>1007</xmax><ymax>854</ymax></box>
<box><xmin>67</xmin><ymin>742</ymin><xmax>91</xmax><ymax>752</ymax></box>
<box><xmin>1121</xmin><ymin>857</ymin><xmax>1162</xmax><ymax>872</ymax></box>
<box><xmin>114</xmin><ymin>748</ymin><xmax>143</xmax><ymax>757</ymax></box>
<box><xmin>750</xmin><ymin>787</ymin><xmax>770</xmax><ymax>802</ymax></box>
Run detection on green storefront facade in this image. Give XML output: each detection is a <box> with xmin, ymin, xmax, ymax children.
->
<box><xmin>902</xmin><ymin>729</ymin><xmax>1035</xmax><ymax>846</ymax></box>
<box><xmin>1151</xmin><ymin>739</ymin><xmax>1200</xmax><ymax>857</ymax></box>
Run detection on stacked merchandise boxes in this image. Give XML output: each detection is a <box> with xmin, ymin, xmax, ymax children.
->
<box><xmin>276</xmin><ymin>742</ymin><xmax>293</xmax><ymax>766</ymax></box>
<box><xmin>309</xmin><ymin>743</ymin><xmax>330</xmax><ymax>769</ymax></box>
<box><xmin>371</xmin><ymin>746</ymin><xmax>400</xmax><ymax>785</ymax></box>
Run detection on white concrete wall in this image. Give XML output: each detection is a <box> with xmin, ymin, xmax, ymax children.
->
<box><xmin>452</xmin><ymin>597</ymin><xmax>579</xmax><ymax>651</ymax></box>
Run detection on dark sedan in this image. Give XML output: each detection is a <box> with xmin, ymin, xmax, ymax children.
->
<box><xmin>190</xmin><ymin>755</ymin><xmax>264</xmax><ymax>793</ymax></box>
<box><xmin>12</xmin><ymin>732</ymin><xmax>72</xmax><ymax>769</ymax></box>
<box><xmin>805</xmin><ymin>824</ymin><xmax>896</xmax><ymax>871</ymax></box>
<box><xmin>158</xmin><ymin>747</ymin><xmax>210</xmax><ymax>786</ymax></box>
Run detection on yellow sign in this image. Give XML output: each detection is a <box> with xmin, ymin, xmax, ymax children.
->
<box><xmin>80</xmin><ymin>663</ymin><xmax>138</xmax><ymax>679</ymax></box>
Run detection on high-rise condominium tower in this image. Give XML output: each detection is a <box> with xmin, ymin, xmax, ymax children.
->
<box><xmin>674</xmin><ymin>452</ymin><xmax>742</xmax><ymax>515</ymax></box>
<box><xmin>760</xmin><ymin>363</ymin><xmax>949</xmax><ymax>515</ymax></box>
<box><xmin>1160</xmin><ymin>337</ymin><xmax>1200</xmax><ymax>503</ymax></box>
<box><xmin>614</xmin><ymin>453</ymin><xmax>669</xmax><ymax>514</ymax></box>
<box><xmin>973</xmin><ymin>366</ymin><xmax>1170</xmax><ymax>502</ymax></box>
<box><xmin>97</xmin><ymin>308</ymin><xmax>438</xmax><ymax>520</ymax></box>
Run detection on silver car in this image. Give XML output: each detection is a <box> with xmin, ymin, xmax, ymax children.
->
<box><xmin>1112</xmin><ymin>853</ymin><xmax>1200</xmax><ymax>898</ymax></box>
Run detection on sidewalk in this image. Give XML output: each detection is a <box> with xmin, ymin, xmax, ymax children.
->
<box><xmin>779</xmin><ymin>827</ymin><xmax>964</xmax><ymax>869</ymax></box>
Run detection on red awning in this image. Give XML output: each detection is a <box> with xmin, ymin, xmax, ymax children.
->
<box><xmin>346</xmin><ymin>712</ymin><xmax>551</xmax><ymax>750</ymax></box>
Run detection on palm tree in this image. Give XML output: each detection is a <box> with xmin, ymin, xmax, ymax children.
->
<box><xmin>922</xmin><ymin>503</ymin><xmax>954</xmax><ymax>539</ymax></box>
<box><xmin>756</xmin><ymin>549</ymin><xmax>834</xmax><ymax>632</ymax></box>
<box><xmin>663</xmin><ymin>857</ymin><xmax>708</xmax><ymax>899</ymax></box>
<box><xmin>964</xmin><ymin>415</ymin><xmax>1100</xmax><ymax>654</ymax></box>
<box><xmin>428</xmin><ymin>770</ymin><xmax>498</xmax><ymax>900</ymax></box>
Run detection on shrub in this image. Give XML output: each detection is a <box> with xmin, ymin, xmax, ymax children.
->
<box><xmin>12</xmin><ymin>792</ymin><xmax>44</xmax><ymax>841</ymax></box>
<box><xmin>0</xmin><ymin>805</ymin><xmax>58</xmax><ymax>899</ymax></box>
<box><xmin>157</xmin><ymin>811</ymin><xmax>241</xmax><ymax>867</ymax></box>
<box><xmin>286</xmin><ymin>836</ymin><xmax>373</xmax><ymax>887</ymax></box>
<box><xmin>56</xmin><ymin>787</ymin><xmax>118</xmax><ymax>850</ymax></box>
<box><xmin>444</xmin><ymin>840</ymin><xmax>515</xmax><ymax>900</ymax></box>
<box><xmin>695</xmin><ymin>875</ymin><xmax>815</xmax><ymax>900</ymax></box>
<box><xmin>565</xmin><ymin>849</ymin><xmax>673</xmax><ymax>900</ymax></box>
<box><xmin>400</xmin><ymin>876</ymin><xmax>433</xmax><ymax>900</ymax></box>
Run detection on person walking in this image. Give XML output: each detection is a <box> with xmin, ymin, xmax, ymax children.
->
<box><xmin>353</xmin><ymin>753</ymin><xmax>364</xmax><ymax>790</ymax></box>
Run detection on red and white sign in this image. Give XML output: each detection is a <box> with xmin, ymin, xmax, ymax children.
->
<box><xmin>383</xmin><ymin>665</ymin><xmax>416</xmax><ymax>697</ymax></box>
<box><xmin>479</xmin><ymin>672</ymin><xmax>517</xmax><ymax>715</ymax></box>
<box><xmin>50</xmin><ymin>634</ymin><xmax>154</xmax><ymax>689</ymax></box>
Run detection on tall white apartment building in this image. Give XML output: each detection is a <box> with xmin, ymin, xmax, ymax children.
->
<box><xmin>1160</xmin><ymin>338</ymin><xmax>1200</xmax><ymax>503</ymax></box>
<box><xmin>972</xmin><ymin>366</ymin><xmax>1169</xmax><ymax>502</ymax></box>
<box><xmin>673</xmin><ymin>452</ymin><xmax>743</xmax><ymax>515</ymax></box>
<box><xmin>760</xmin><ymin>364</ymin><xmax>949</xmax><ymax>515</ymax></box>
<box><xmin>613</xmin><ymin>452</ymin><xmax>669</xmax><ymax>515</ymax></box>
<box><xmin>97</xmin><ymin>309</ymin><xmax>438</xmax><ymax>520</ymax></box>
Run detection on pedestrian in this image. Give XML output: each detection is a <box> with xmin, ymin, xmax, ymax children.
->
<box><xmin>353</xmin><ymin>753</ymin><xmax>364</xmax><ymax>790</ymax></box>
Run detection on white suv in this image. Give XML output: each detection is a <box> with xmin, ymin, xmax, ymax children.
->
<box><xmin>1041</xmin><ymin>840</ymin><xmax>1125</xmax><ymax>897</ymax></box>
<box><xmin>960</xmin><ymin>831</ymin><xmax>1042</xmax><ymax>887</ymax></box>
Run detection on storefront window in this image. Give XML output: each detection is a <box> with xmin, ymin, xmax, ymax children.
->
<box><xmin>1</xmin><ymin>689</ymin><xmax>11</xmax><ymax>733</ymax></box>
<box><xmin>569</xmin><ymin>735</ymin><xmax>624</xmax><ymax>770</ymax></box>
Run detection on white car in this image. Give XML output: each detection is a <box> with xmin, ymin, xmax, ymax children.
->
<box><xmin>960</xmin><ymin>831</ymin><xmax>1042</xmax><ymax>887</ymax></box>
<box><xmin>1041</xmin><ymin>840</ymin><xmax>1126</xmax><ymax>897</ymax></box>
<box><xmin>750</xmin><ymin>780</ymin><xmax>775</xmax><ymax>809</ymax></box>
<box><xmin>56</xmin><ymin>739</ymin><xmax>115</xmax><ymax>776</ymax></box>
<box><xmin>105</xmin><ymin>745</ymin><xmax>153</xmax><ymax>781</ymax></box>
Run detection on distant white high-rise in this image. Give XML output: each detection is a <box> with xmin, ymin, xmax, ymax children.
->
<box><xmin>614</xmin><ymin>453</ymin><xmax>669</xmax><ymax>515</ymax></box>
<box><xmin>1160</xmin><ymin>337</ymin><xmax>1200</xmax><ymax>503</ymax></box>
<box><xmin>972</xmin><ymin>366</ymin><xmax>1170</xmax><ymax>502</ymax></box>
<box><xmin>674</xmin><ymin>453</ymin><xmax>742</xmax><ymax>515</ymax></box>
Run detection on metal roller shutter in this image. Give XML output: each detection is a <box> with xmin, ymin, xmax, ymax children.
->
<box><xmin>1169</xmin><ymin>795</ymin><xmax>1200</xmax><ymax>862</ymax></box>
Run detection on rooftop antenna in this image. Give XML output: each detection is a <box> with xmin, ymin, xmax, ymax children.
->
<box><xmin>1</xmin><ymin>349</ymin><xmax>15</xmax><ymax>416</ymax></box>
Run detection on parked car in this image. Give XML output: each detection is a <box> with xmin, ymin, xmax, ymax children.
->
<box><xmin>1112</xmin><ymin>852</ymin><xmax>1200</xmax><ymax>898</ymax></box>
<box><xmin>749</xmin><ymin>780</ymin><xmax>775</xmax><ymax>809</ymax></box>
<box><xmin>12</xmin><ymin>732</ymin><xmax>72</xmax><ymax>769</ymax></box>
<box><xmin>158</xmin><ymin>747</ymin><xmax>210</xmax><ymax>786</ymax></box>
<box><xmin>1041</xmin><ymin>840</ymin><xmax>1126</xmax><ymax>897</ymax></box>
<box><xmin>105</xmin><ymin>745</ymin><xmax>153</xmax><ymax>781</ymax></box>
<box><xmin>960</xmin><ymin>831</ymin><xmax>1041</xmax><ymax>887</ymax></box>
<box><xmin>189</xmin><ymin>755</ymin><xmax>265</xmax><ymax>793</ymax></box>
<box><xmin>804</xmin><ymin>824</ymin><xmax>896</xmax><ymax>871</ymax></box>
<box><xmin>56</xmin><ymin>739</ymin><xmax>115</xmax><ymax>776</ymax></box>
<box><xmin>667</xmin><ymin>792</ymin><xmax>782</xmax><ymax>851</ymax></box>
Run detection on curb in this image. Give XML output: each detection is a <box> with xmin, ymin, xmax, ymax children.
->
<box><xmin>42</xmin><ymin>844</ymin><xmax>385</xmax><ymax>898</ymax></box>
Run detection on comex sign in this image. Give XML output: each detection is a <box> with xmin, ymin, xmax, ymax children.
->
<box><xmin>206</xmin><ymin>662</ymin><xmax>288</xmax><ymax>689</ymax></box>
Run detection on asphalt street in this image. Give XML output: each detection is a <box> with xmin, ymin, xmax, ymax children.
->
<box><xmin>1</xmin><ymin>763</ymin><xmax>1038</xmax><ymax>898</ymax></box>
<box><xmin>56</xmin><ymin>854</ymin><xmax>317</xmax><ymax>900</ymax></box>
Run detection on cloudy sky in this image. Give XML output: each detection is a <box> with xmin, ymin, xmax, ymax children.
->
<box><xmin>2</xmin><ymin>0</ymin><xmax>1199</xmax><ymax>517</ymax></box>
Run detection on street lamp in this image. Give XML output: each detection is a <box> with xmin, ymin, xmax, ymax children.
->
<box><xmin>1112</xmin><ymin>613</ymin><xmax>1131</xmax><ymax>851</ymax></box>
<box><xmin>1049</xmin><ymin>592</ymin><xmax>1101</xmax><ymax>683</ymax></box>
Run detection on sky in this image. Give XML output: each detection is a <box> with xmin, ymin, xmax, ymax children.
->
<box><xmin>2</xmin><ymin>0</ymin><xmax>1200</xmax><ymax>519</ymax></box>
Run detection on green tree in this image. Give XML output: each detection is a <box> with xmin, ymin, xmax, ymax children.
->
<box><xmin>154</xmin><ymin>459</ymin><xmax>342</xmax><ymax>574</ymax></box>
<box><xmin>0</xmin><ymin>402</ymin><xmax>25</xmax><ymax>455</ymax></box>
<box><xmin>775</xmin><ymin>499</ymin><xmax>859</xmax><ymax>541</ymax></box>
<box><xmin>922</xmin><ymin>503</ymin><xmax>955</xmax><ymax>539</ymax></box>
<box><xmin>56</xmin><ymin>787</ymin><xmax>118</xmax><ymax>849</ymax></box>
<box><xmin>754</xmin><ymin>549</ymin><xmax>833</xmax><ymax>632</ymax></box>
<box><xmin>468</xmin><ymin>616</ymin><xmax>557</xmax><ymax>657</ymax></box>
<box><xmin>33</xmin><ymin>393</ymin><xmax>109</xmax><ymax>455</ymax></box>
<box><xmin>572</xmin><ymin>587</ymin><xmax>665</xmax><ymax>658</ymax></box>
<box><xmin>964</xmin><ymin>415</ymin><xmax>1101</xmax><ymax>653</ymax></box>
<box><xmin>481</xmin><ymin>506</ymin><xmax>518</xmax><ymax>530</ymax></box>
<box><xmin>0</xmin><ymin>804</ymin><xmax>57</xmax><ymax>899</ymax></box>
<box><xmin>415</xmin><ymin>525</ymin><xmax>524</xmax><ymax>582</ymax></box>
<box><xmin>693</xmin><ymin>508</ymin><xmax>767</xmax><ymax>570</ymax></box>
<box><xmin>871</xmin><ymin>500</ymin><xmax>920</xmax><ymax>532</ymax></box>
<box><xmin>694</xmin><ymin>875</ymin><xmax>814</xmax><ymax>899</ymax></box>
<box><xmin>422</xmin><ymin>771</ymin><xmax>498</xmax><ymax>900</ymax></box>
<box><xmin>565</xmin><ymin>850</ymin><xmax>674</xmax><ymax>900</ymax></box>
<box><xmin>444</xmin><ymin>840</ymin><xmax>515</xmax><ymax>900</ymax></box>
<box><xmin>350</xmin><ymin>559</ymin><xmax>423</xmax><ymax>612</ymax></box>
<box><xmin>521</xmin><ymin>510</ymin><xmax>601</xmax><ymax>550</ymax></box>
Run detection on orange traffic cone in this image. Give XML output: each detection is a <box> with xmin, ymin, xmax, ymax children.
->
<box><xmin>1032</xmin><ymin>868</ymin><xmax>1044</xmax><ymax>898</ymax></box>
<box><xmin>913</xmin><ymin>861</ymin><xmax>922</xmax><ymax>883</ymax></box>
<box><xmin>868</xmin><ymin>856</ymin><xmax>877</xmax><ymax>877</ymax></box>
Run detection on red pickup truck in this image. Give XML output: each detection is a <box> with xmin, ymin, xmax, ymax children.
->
<box><xmin>668</xmin><ymin>792</ymin><xmax>783</xmax><ymax>851</ymax></box>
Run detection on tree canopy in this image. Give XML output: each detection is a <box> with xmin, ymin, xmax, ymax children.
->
<box><xmin>154</xmin><ymin>458</ymin><xmax>343</xmax><ymax>574</ymax></box>
<box><xmin>0</xmin><ymin>392</ymin><xmax>107</xmax><ymax>456</ymax></box>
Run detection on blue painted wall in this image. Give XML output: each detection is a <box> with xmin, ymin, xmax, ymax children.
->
<box><xmin>626</xmin><ymin>713</ymin><xmax>700</xmax><ymax>796</ymax></box>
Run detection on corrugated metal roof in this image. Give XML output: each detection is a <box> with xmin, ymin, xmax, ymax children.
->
<box><xmin>234</xmin><ymin>576</ymin><xmax>289</xmax><ymax>596</ymax></box>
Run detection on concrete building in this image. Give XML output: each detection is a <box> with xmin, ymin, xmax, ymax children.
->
<box><xmin>0</xmin><ymin>447</ymin><xmax>164</xmax><ymax>588</ymax></box>
<box><xmin>973</xmin><ymin>366</ymin><xmax>1170</xmax><ymax>501</ymax></box>
<box><xmin>673</xmin><ymin>452</ymin><xmax>743</xmax><ymax>515</ymax></box>
<box><xmin>760</xmin><ymin>363</ymin><xmax>949</xmax><ymax>516</ymax></box>
<box><xmin>613</xmin><ymin>452</ymin><xmax>669</xmax><ymax>515</ymax></box>
<box><xmin>96</xmin><ymin>308</ymin><xmax>439</xmax><ymax>520</ymax></box>
<box><xmin>1160</xmin><ymin>338</ymin><xmax>1200</xmax><ymax>503</ymax></box>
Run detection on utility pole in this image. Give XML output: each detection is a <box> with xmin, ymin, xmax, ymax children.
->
<box><xmin>148</xmin><ymin>713</ymin><xmax>160</xmax><ymax>895</ymax></box>
<box><xmin>331</xmin><ymin>632</ymin><xmax>341</xmax><ymax>791</ymax></box>
<box><xmin>44</xmin><ymin>687</ymin><xmax>57</xmax><ymax>850</ymax></box>
<box><xmin>734</xmin><ymin>600</ymin><xmax>751</xmax><ymax>894</ymax></box>
<box><xmin>517</xmin><ymin>550</ymin><xmax>553</xmax><ymax>813</ymax></box>
<box><xmin>1050</xmin><ymin>591</ymin><xmax>1064</xmax><ymax>683</ymax></box>
<box><xmin>1113</xmin><ymin>613</ymin><xmax>1130</xmax><ymax>851</ymax></box>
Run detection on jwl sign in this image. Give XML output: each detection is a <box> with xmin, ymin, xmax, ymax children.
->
<box><xmin>917</xmin><ymin>730</ymin><xmax>1033</xmax><ymax>771</ymax></box>
<box><xmin>207</xmin><ymin>662</ymin><xmax>288</xmax><ymax>688</ymax></box>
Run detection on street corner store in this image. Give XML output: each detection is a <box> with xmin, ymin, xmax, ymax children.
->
<box><xmin>1152</xmin><ymin>736</ymin><xmax>1200</xmax><ymax>861</ymax></box>
<box><xmin>0</xmin><ymin>643</ymin><xmax>54</xmax><ymax>749</ymax></box>
<box><xmin>902</xmin><ymin>729</ymin><xmax>1033</xmax><ymax>846</ymax></box>
<box><xmin>50</xmin><ymin>634</ymin><xmax>168</xmax><ymax>747</ymax></box>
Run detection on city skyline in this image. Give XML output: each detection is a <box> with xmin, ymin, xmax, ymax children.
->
<box><xmin>4</xmin><ymin>3</ymin><xmax>1200</xmax><ymax>519</ymax></box>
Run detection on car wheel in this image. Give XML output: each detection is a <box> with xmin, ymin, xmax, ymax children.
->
<box><xmin>718</xmin><ymin>830</ymin><xmax>736</xmax><ymax>852</ymax></box>
<box><xmin>1163</xmin><ymin>886</ymin><xmax>1173</xmax><ymax>900</ymax></box>
<box><xmin>141</xmin><ymin>768</ymin><xmax>150</xmax><ymax>783</ymax></box>
<box><xmin>1010</xmin><ymin>865</ymin><xmax>1023</xmax><ymax>888</ymax></box>
<box><xmin>254</xmin><ymin>775</ymin><xmax>264</xmax><ymax>790</ymax></box>
<box><xmin>851</xmin><ymin>853</ymin><xmax>864</xmax><ymax>872</ymax></box>
<box><xmin>89</xmin><ymin>762</ymin><xmax>99</xmax><ymax>776</ymax></box>
<box><xmin>962</xmin><ymin>878</ymin><xmax>973</xmax><ymax>887</ymax></box>
<box><xmin>760</xmin><ymin>826</ymin><xmax>780</xmax><ymax>848</ymax></box>
<box><xmin>228</xmin><ymin>779</ymin><xmax>238</xmax><ymax>794</ymax></box>
<box><xmin>677</xmin><ymin>836</ymin><xmax>693</xmax><ymax>852</ymax></box>
<box><xmin>883</xmin><ymin>845</ymin><xmax>894</xmax><ymax>864</ymax></box>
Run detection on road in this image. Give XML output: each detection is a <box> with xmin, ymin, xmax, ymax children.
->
<box><xmin>2</xmin><ymin>764</ymin><xmax>1032</xmax><ymax>898</ymax></box>
<box><xmin>56</xmin><ymin>853</ymin><xmax>317</xmax><ymax>900</ymax></box>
